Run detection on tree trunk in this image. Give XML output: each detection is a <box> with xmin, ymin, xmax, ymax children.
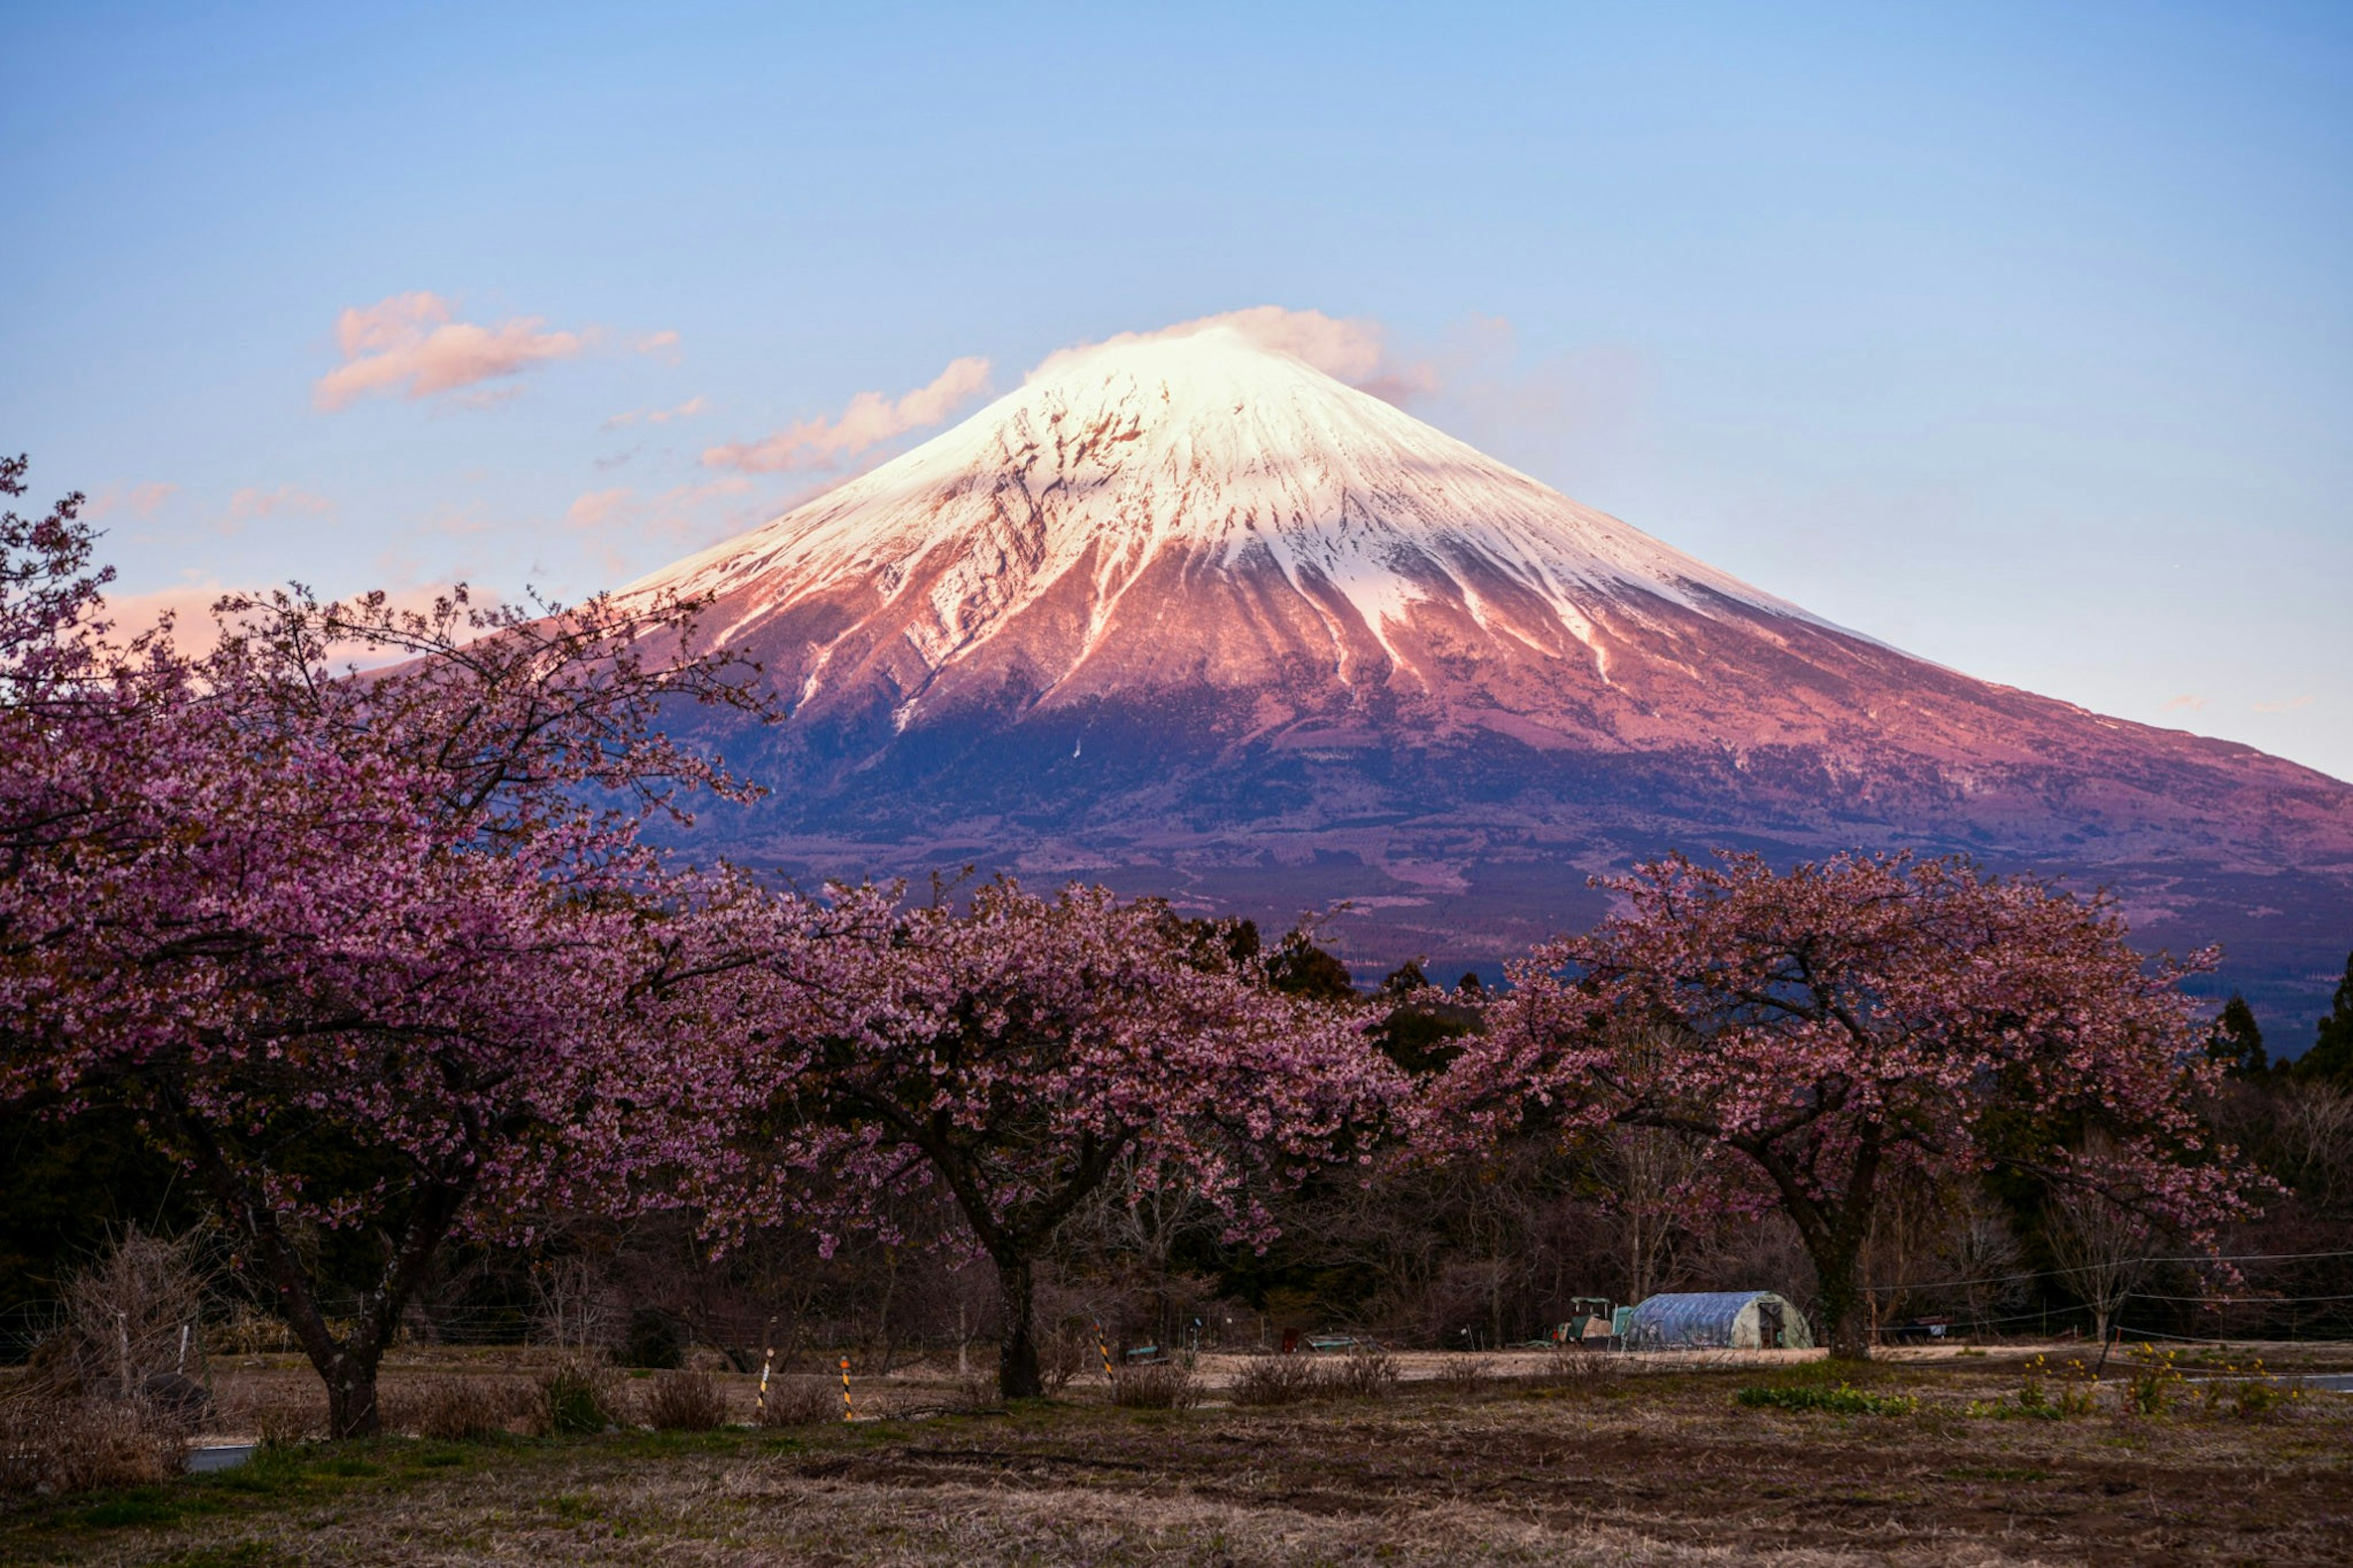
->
<box><xmin>324</xmin><ymin>1346</ymin><xmax>384</xmax><ymax>1439</ymax></box>
<box><xmin>1813</xmin><ymin>1244</ymin><xmax>1870</xmax><ymax>1361</ymax></box>
<box><xmin>996</xmin><ymin>1254</ymin><xmax>1041</xmax><ymax>1399</ymax></box>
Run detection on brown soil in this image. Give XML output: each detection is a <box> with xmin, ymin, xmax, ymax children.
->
<box><xmin>4</xmin><ymin>1346</ymin><xmax>2348</xmax><ymax>1566</ymax></box>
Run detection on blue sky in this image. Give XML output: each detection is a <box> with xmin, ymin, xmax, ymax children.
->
<box><xmin>5</xmin><ymin>1</ymin><xmax>2349</xmax><ymax>778</ymax></box>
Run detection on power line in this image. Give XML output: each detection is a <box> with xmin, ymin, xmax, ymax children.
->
<box><xmin>1863</xmin><ymin>1249</ymin><xmax>2353</xmax><ymax>1297</ymax></box>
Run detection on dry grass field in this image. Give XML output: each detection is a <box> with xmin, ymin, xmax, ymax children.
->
<box><xmin>4</xmin><ymin>1344</ymin><xmax>2351</xmax><ymax>1566</ymax></box>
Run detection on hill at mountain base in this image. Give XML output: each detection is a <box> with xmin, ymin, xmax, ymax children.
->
<box><xmin>631</xmin><ymin>320</ymin><xmax>2353</xmax><ymax>1036</ymax></box>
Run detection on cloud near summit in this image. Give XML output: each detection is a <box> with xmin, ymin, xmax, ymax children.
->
<box><xmin>702</xmin><ymin>357</ymin><xmax>993</xmax><ymax>473</ymax></box>
<box><xmin>1029</xmin><ymin>307</ymin><xmax>1439</xmax><ymax>405</ymax></box>
<box><xmin>700</xmin><ymin>308</ymin><xmax>1445</xmax><ymax>478</ymax></box>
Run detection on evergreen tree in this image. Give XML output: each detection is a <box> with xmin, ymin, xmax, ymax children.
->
<box><xmin>2298</xmin><ymin>949</ymin><xmax>2353</xmax><ymax>1087</ymax></box>
<box><xmin>2205</xmin><ymin>993</ymin><xmax>2267</xmax><ymax>1077</ymax></box>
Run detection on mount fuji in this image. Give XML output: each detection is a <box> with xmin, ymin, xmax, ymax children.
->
<box><xmin>632</xmin><ymin>320</ymin><xmax>2353</xmax><ymax>1031</ymax></box>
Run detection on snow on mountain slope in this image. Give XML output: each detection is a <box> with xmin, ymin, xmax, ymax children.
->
<box><xmin>631</xmin><ymin>322</ymin><xmax>1849</xmax><ymax>729</ymax></box>
<box><xmin>623</xmin><ymin>316</ymin><xmax>2353</xmax><ymax>1032</ymax></box>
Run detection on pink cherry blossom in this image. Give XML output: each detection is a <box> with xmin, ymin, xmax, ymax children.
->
<box><xmin>1423</xmin><ymin>850</ymin><xmax>2266</xmax><ymax>1358</ymax></box>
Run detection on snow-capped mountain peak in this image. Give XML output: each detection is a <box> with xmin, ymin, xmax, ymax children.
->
<box><xmin>635</xmin><ymin>323</ymin><xmax>1826</xmax><ymax>718</ymax></box>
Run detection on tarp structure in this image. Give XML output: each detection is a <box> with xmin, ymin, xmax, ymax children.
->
<box><xmin>1621</xmin><ymin>1290</ymin><xmax>1814</xmax><ymax>1350</ymax></box>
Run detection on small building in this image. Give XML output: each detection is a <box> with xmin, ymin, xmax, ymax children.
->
<box><xmin>1621</xmin><ymin>1291</ymin><xmax>1813</xmax><ymax>1350</ymax></box>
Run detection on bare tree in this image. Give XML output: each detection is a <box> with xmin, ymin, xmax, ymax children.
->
<box><xmin>1594</xmin><ymin>1124</ymin><xmax>1703</xmax><ymax>1305</ymax></box>
<box><xmin>1938</xmin><ymin>1189</ymin><xmax>2026</xmax><ymax>1334</ymax></box>
<box><xmin>55</xmin><ymin>1227</ymin><xmax>210</xmax><ymax>1409</ymax></box>
<box><xmin>2044</xmin><ymin>1187</ymin><xmax>2151</xmax><ymax>1345</ymax></box>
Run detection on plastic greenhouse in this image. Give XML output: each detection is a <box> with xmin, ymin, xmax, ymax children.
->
<box><xmin>1621</xmin><ymin>1291</ymin><xmax>1813</xmax><ymax>1350</ymax></box>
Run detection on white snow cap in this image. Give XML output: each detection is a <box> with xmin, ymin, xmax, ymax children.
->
<box><xmin>632</xmin><ymin>314</ymin><xmax>1830</xmax><ymax>681</ymax></box>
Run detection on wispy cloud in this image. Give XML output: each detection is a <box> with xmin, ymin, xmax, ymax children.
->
<box><xmin>103</xmin><ymin>574</ymin><xmax>483</xmax><ymax>652</ymax></box>
<box><xmin>228</xmin><ymin>483</ymin><xmax>334</xmax><ymax>520</ymax></box>
<box><xmin>702</xmin><ymin>357</ymin><xmax>993</xmax><ymax>472</ymax></box>
<box><xmin>603</xmin><ymin>395</ymin><xmax>708</xmax><ymax>430</ymax></box>
<box><xmin>564</xmin><ymin>477</ymin><xmax>759</xmax><ymax>574</ymax></box>
<box><xmin>1031</xmin><ymin>306</ymin><xmax>1438</xmax><ymax>406</ymax></box>
<box><xmin>2254</xmin><ymin>694</ymin><xmax>2316</xmax><ymax>713</ymax></box>
<box><xmin>2162</xmin><ymin>694</ymin><xmax>2207</xmax><ymax>712</ymax></box>
<box><xmin>314</xmin><ymin>291</ymin><xmax>596</xmax><ymax>410</ymax></box>
<box><xmin>566</xmin><ymin>488</ymin><xmax>635</xmax><ymax>532</ymax></box>
<box><xmin>634</xmin><ymin>330</ymin><xmax>682</xmax><ymax>360</ymax></box>
<box><xmin>83</xmin><ymin>481</ymin><xmax>181</xmax><ymax>521</ymax></box>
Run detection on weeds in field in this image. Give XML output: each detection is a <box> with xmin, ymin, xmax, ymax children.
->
<box><xmin>1229</xmin><ymin>1355</ymin><xmax>1322</xmax><ymax>1407</ymax></box>
<box><xmin>380</xmin><ymin>1376</ymin><xmax>540</xmax><ymax>1440</ymax></box>
<box><xmin>219</xmin><ymin>1382</ymin><xmax>324</xmax><ymax>1445</ymax></box>
<box><xmin>1735</xmin><ymin>1382</ymin><xmax>1917</xmax><ymax>1416</ymax></box>
<box><xmin>0</xmin><ymin>1392</ymin><xmax>184</xmax><ymax>1494</ymax></box>
<box><xmin>754</xmin><ymin>1375</ymin><xmax>842</xmax><ymax>1428</ymax></box>
<box><xmin>538</xmin><ymin>1358</ymin><xmax>625</xmax><ymax>1436</ymax></box>
<box><xmin>1110</xmin><ymin>1360</ymin><xmax>1200</xmax><ymax>1409</ymax></box>
<box><xmin>2196</xmin><ymin>1356</ymin><xmax>2303</xmax><ymax>1421</ymax></box>
<box><xmin>1227</xmin><ymin>1347</ymin><xmax>1401</xmax><ymax>1407</ymax></box>
<box><xmin>2123</xmin><ymin>1343</ymin><xmax>2183</xmax><ymax>1417</ymax></box>
<box><xmin>1429</xmin><ymin>1356</ymin><xmax>1493</xmax><ymax>1396</ymax></box>
<box><xmin>1040</xmin><ymin>1325</ymin><xmax>1092</xmax><ymax>1393</ymax></box>
<box><xmin>1327</xmin><ymin>1346</ymin><xmax>1398</xmax><ymax>1399</ymax></box>
<box><xmin>640</xmin><ymin>1369</ymin><xmax>728</xmax><ymax>1431</ymax></box>
<box><xmin>1535</xmin><ymin>1348</ymin><xmax>1625</xmax><ymax>1387</ymax></box>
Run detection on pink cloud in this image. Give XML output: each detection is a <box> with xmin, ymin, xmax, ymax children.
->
<box><xmin>635</xmin><ymin>330</ymin><xmax>682</xmax><ymax>357</ymax></box>
<box><xmin>228</xmin><ymin>483</ymin><xmax>335</xmax><ymax>520</ymax></box>
<box><xmin>2162</xmin><ymin>694</ymin><xmax>2207</xmax><ymax>713</ymax></box>
<box><xmin>314</xmin><ymin>291</ymin><xmax>594</xmax><ymax>410</ymax></box>
<box><xmin>566</xmin><ymin>488</ymin><xmax>634</xmax><ymax>531</ymax></box>
<box><xmin>603</xmin><ymin>395</ymin><xmax>708</xmax><ymax>430</ymax></box>
<box><xmin>2253</xmin><ymin>695</ymin><xmax>2316</xmax><ymax>714</ymax></box>
<box><xmin>702</xmin><ymin>357</ymin><xmax>993</xmax><ymax>472</ymax></box>
<box><xmin>84</xmin><ymin>481</ymin><xmax>181</xmax><ymax>521</ymax></box>
<box><xmin>1030</xmin><ymin>306</ymin><xmax>1437</xmax><ymax>406</ymax></box>
<box><xmin>102</xmin><ymin>575</ymin><xmax>485</xmax><ymax>656</ymax></box>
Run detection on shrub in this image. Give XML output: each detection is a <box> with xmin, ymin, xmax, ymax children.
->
<box><xmin>0</xmin><ymin>1395</ymin><xmax>183</xmax><ymax>1494</ymax></box>
<box><xmin>1327</xmin><ymin>1346</ymin><xmax>1398</xmax><ymax>1400</ymax></box>
<box><xmin>32</xmin><ymin>1228</ymin><xmax>210</xmax><ymax>1403</ymax></box>
<box><xmin>1518</xmin><ymin>1347</ymin><xmax>1624</xmax><ymax>1395</ymax></box>
<box><xmin>1229</xmin><ymin>1354</ymin><xmax>1322</xmax><ymax>1407</ymax></box>
<box><xmin>1039</xmin><ymin>1324</ymin><xmax>1092</xmax><ymax>1393</ymax></box>
<box><xmin>753</xmin><ymin>1375</ymin><xmax>841</xmax><ymax>1428</ymax></box>
<box><xmin>1430</xmin><ymin>1356</ymin><xmax>1494</xmax><ymax>1396</ymax></box>
<box><xmin>640</xmin><ymin>1369</ymin><xmax>727</xmax><ymax>1431</ymax></box>
<box><xmin>380</xmin><ymin>1376</ymin><xmax>542</xmax><ymax>1440</ymax></box>
<box><xmin>1109</xmin><ymin>1360</ymin><xmax>1200</xmax><ymax>1409</ymax></box>
<box><xmin>622</xmin><ymin>1308</ymin><xmax>684</xmax><ymax>1371</ymax></box>
<box><xmin>1735</xmin><ymin>1383</ymin><xmax>1917</xmax><ymax>1415</ymax></box>
<box><xmin>539</xmin><ymin>1358</ymin><xmax>625</xmax><ymax>1436</ymax></box>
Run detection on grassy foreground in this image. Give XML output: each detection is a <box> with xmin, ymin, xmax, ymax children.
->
<box><xmin>4</xmin><ymin>1349</ymin><xmax>2350</xmax><ymax>1566</ymax></box>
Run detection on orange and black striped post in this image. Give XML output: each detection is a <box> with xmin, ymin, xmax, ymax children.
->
<box><xmin>839</xmin><ymin>1355</ymin><xmax>853</xmax><ymax>1421</ymax></box>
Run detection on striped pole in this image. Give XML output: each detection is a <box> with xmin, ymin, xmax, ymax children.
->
<box><xmin>757</xmin><ymin>1309</ymin><xmax>776</xmax><ymax>1412</ymax></box>
<box><xmin>1094</xmin><ymin>1320</ymin><xmax>1113</xmax><ymax>1379</ymax></box>
<box><xmin>839</xmin><ymin>1356</ymin><xmax>853</xmax><ymax>1421</ymax></box>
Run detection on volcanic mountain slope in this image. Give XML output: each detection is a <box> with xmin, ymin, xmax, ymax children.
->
<box><xmin>634</xmin><ymin>322</ymin><xmax>2353</xmax><ymax>1028</ymax></box>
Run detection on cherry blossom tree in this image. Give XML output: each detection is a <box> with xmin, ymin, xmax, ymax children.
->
<box><xmin>1</xmin><ymin>461</ymin><xmax>774</xmax><ymax>1434</ymax></box>
<box><xmin>700</xmin><ymin>879</ymin><xmax>1401</xmax><ymax>1398</ymax></box>
<box><xmin>1429</xmin><ymin>850</ymin><xmax>2261</xmax><ymax>1358</ymax></box>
